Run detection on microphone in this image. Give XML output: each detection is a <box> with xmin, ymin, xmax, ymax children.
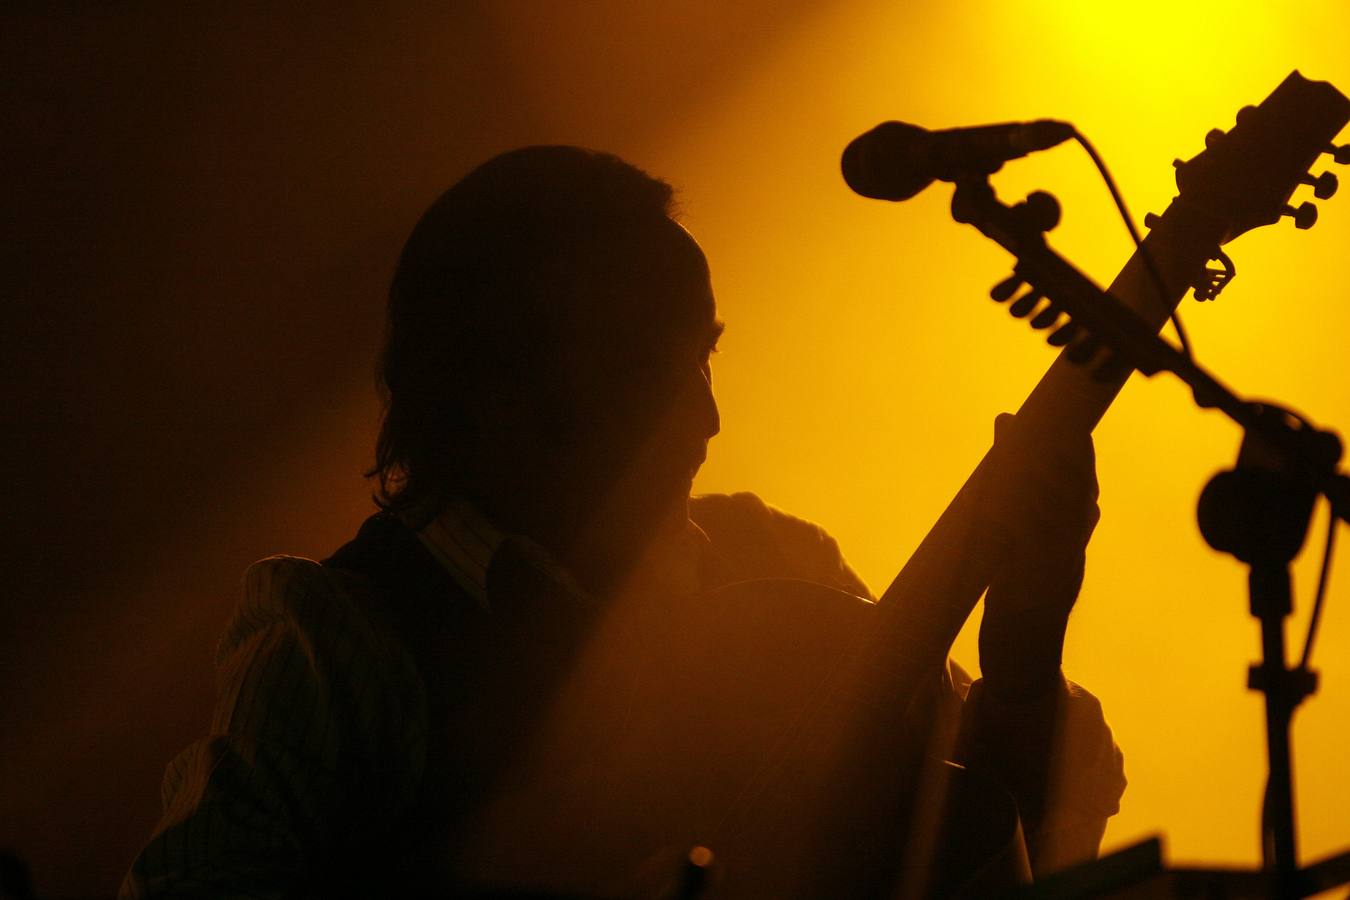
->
<box><xmin>841</xmin><ymin>119</ymin><xmax>1075</xmax><ymax>201</ymax></box>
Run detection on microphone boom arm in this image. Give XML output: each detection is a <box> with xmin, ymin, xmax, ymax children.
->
<box><xmin>948</xmin><ymin>176</ymin><xmax>1350</xmax><ymax>524</ymax></box>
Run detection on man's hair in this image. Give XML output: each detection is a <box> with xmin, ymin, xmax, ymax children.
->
<box><xmin>370</xmin><ymin>145</ymin><xmax>678</xmax><ymax>520</ymax></box>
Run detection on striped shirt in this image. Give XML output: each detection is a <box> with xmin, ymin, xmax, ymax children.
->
<box><xmin>411</xmin><ymin>499</ymin><xmax>596</xmax><ymax>610</ymax></box>
<box><xmin>120</xmin><ymin>492</ymin><xmax>1125</xmax><ymax>896</ymax></box>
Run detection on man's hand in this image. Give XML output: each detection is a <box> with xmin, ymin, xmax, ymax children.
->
<box><xmin>977</xmin><ymin>412</ymin><xmax>1100</xmax><ymax>700</ymax></box>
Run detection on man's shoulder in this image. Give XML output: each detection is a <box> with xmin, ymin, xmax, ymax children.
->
<box><xmin>689</xmin><ymin>490</ymin><xmax>772</xmax><ymax>518</ymax></box>
<box><xmin>689</xmin><ymin>491</ymin><xmax>817</xmax><ymax>537</ymax></box>
<box><xmin>690</xmin><ymin>492</ymin><xmax>872</xmax><ymax>598</ymax></box>
<box><xmin>237</xmin><ymin>554</ymin><xmax>371</xmax><ymax>621</ymax></box>
<box><xmin>219</xmin><ymin>553</ymin><xmax>396</xmax><ymax>666</ymax></box>
<box><xmin>242</xmin><ymin>552</ymin><xmax>356</xmax><ymax>592</ymax></box>
<box><xmin>227</xmin><ymin>512</ymin><xmax>486</xmax><ymax>669</ymax></box>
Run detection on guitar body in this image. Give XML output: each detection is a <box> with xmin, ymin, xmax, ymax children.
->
<box><xmin>454</xmin><ymin>578</ymin><xmax>1025</xmax><ymax>899</ymax></box>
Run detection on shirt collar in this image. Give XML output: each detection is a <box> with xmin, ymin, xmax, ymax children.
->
<box><xmin>410</xmin><ymin>498</ymin><xmax>709</xmax><ymax>610</ymax></box>
<box><xmin>411</xmin><ymin>498</ymin><xmax>502</xmax><ymax>610</ymax></box>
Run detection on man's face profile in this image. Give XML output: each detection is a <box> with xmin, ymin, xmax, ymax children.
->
<box><xmin>552</xmin><ymin>218</ymin><xmax>722</xmax><ymax>546</ymax></box>
<box><xmin>373</xmin><ymin>147</ymin><xmax>726</xmax><ymax>587</ymax></box>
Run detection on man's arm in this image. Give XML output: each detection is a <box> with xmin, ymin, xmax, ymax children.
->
<box><xmin>958</xmin><ymin>412</ymin><xmax>1124</xmax><ymax>872</ymax></box>
<box><xmin>121</xmin><ymin>558</ymin><xmax>424</xmax><ymax>898</ymax></box>
<box><xmin>693</xmin><ymin>484</ymin><xmax>1125</xmax><ymax>872</ymax></box>
<box><xmin>955</xmin><ymin>674</ymin><xmax>1126</xmax><ymax>873</ymax></box>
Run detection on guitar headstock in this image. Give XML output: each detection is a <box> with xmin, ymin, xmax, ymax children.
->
<box><xmin>1172</xmin><ymin>71</ymin><xmax>1350</xmax><ymax>245</ymax></box>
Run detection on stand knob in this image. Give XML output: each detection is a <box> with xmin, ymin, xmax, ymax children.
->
<box><xmin>1029</xmin><ymin>304</ymin><xmax>1061</xmax><ymax>329</ymax></box>
<box><xmin>989</xmin><ymin>274</ymin><xmax>1023</xmax><ymax>302</ymax></box>
<box><xmin>1018</xmin><ymin>190</ymin><xmax>1061</xmax><ymax>232</ymax></box>
<box><xmin>1009</xmin><ymin>290</ymin><xmax>1043</xmax><ymax>318</ymax></box>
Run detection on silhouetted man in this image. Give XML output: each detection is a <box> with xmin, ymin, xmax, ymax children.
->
<box><xmin>122</xmin><ymin>146</ymin><xmax>1124</xmax><ymax>898</ymax></box>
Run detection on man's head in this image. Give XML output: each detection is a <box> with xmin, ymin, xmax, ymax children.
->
<box><xmin>372</xmin><ymin>146</ymin><xmax>721</xmax><ymax>582</ymax></box>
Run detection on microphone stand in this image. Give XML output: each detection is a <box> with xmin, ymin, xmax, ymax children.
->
<box><xmin>947</xmin><ymin>176</ymin><xmax>1350</xmax><ymax>899</ymax></box>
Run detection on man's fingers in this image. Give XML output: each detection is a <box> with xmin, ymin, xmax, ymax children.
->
<box><xmin>991</xmin><ymin>412</ymin><xmax>1096</xmax><ymax>481</ymax></box>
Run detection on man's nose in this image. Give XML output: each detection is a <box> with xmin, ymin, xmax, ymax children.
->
<box><xmin>697</xmin><ymin>365</ymin><xmax>719</xmax><ymax>440</ymax></box>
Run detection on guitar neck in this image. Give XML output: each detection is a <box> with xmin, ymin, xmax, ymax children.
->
<box><xmin>1015</xmin><ymin>206</ymin><xmax>1223</xmax><ymax>433</ymax></box>
<box><xmin>872</xmin><ymin>198</ymin><xmax>1227</xmax><ymax>681</ymax></box>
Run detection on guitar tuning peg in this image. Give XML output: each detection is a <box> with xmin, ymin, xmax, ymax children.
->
<box><xmin>1205</xmin><ymin>128</ymin><xmax>1226</xmax><ymax>149</ymax></box>
<box><xmin>1008</xmin><ymin>291</ymin><xmax>1042</xmax><ymax>318</ymax></box>
<box><xmin>1019</xmin><ymin>190</ymin><xmax>1061</xmax><ymax>233</ymax></box>
<box><xmin>1281</xmin><ymin>201</ymin><xmax>1317</xmax><ymax>230</ymax></box>
<box><xmin>1047</xmin><ymin>321</ymin><xmax>1080</xmax><ymax>347</ymax></box>
<box><xmin>1328</xmin><ymin>143</ymin><xmax>1350</xmax><ymax>165</ymax></box>
<box><xmin>1029</xmin><ymin>304</ymin><xmax>1061</xmax><ymax>330</ymax></box>
<box><xmin>990</xmin><ymin>274</ymin><xmax>1022</xmax><ymax>302</ymax></box>
<box><xmin>1143</xmin><ymin>212</ymin><xmax>1161</xmax><ymax>230</ymax></box>
<box><xmin>1301</xmin><ymin>171</ymin><xmax>1338</xmax><ymax>200</ymax></box>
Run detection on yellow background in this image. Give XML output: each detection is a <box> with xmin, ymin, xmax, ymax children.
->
<box><xmin>6</xmin><ymin>2</ymin><xmax>1349</xmax><ymax>892</ymax></box>
<box><xmin>652</xmin><ymin>0</ymin><xmax>1350</xmax><ymax>871</ymax></box>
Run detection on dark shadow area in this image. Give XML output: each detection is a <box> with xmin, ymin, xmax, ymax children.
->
<box><xmin>0</xmin><ymin>4</ymin><xmax>826</xmax><ymax>894</ymax></box>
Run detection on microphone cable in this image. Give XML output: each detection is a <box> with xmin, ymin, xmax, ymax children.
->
<box><xmin>1069</xmin><ymin>129</ymin><xmax>1197</xmax><ymax>363</ymax></box>
<box><xmin>1300</xmin><ymin>500</ymin><xmax>1337</xmax><ymax>670</ymax></box>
